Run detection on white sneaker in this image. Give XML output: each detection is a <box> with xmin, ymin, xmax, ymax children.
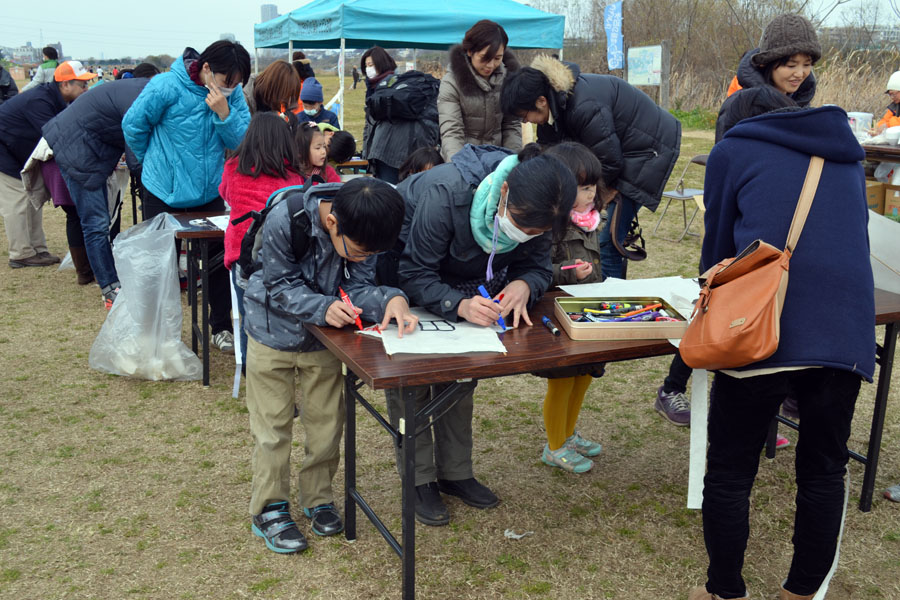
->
<box><xmin>212</xmin><ymin>330</ymin><xmax>234</xmax><ymax>354</ymax></box>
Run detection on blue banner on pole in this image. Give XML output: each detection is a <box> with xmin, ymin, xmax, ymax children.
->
<box><xmin>604</xmin><ymin>1</ymin><xmax>624</xmax><ymax>70</ymax></box>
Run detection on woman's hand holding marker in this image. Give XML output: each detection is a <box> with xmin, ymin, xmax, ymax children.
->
<box><xmin>458</xmin><ymin>295</ymin><xmax>502</xmax><ymax>327</ymax></box>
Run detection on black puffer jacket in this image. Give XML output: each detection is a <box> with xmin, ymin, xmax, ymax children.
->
<box><xmin>533</xmin><ymin>55</ymin><xmax>681</xmax><ymax>211</ymax></box>
<box><xmin>0</xmin><ymin>67</ymin><xmax>17</xmax><ymax>106</ymax></box>
<box><xmin>715</xmin><ymin>48</ymin><xmax>817</xmax><ymax>141</ymax></box>
<box><xmin>42</xmin><ymin>78</ymin><xmax>150</xmax><ymax>190</ymax></box>
<box><xmin>0</xmin><ymin>82</ymin><xmax>68</xmax><ymax>179</ymax></box>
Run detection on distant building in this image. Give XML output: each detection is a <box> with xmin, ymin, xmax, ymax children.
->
<box><xmin>819</xmin><ymin>25</ymin><xmax>900</xmax><ymax>50</ymax></box>
<box><xmin>220</xmin><ymin>33</ymin><xmax>237</xmax><ymax>42</ymax></box>
<box><xmin>261</xmin><ymin>3</ymin><xmax>279</xmax><ymax>22</ymax></box>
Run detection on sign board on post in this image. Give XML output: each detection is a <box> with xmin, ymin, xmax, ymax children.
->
<box><xmin>627</xmin><ymin>45</ymin><xmax>662</xmax><ymax>86</ymax></box>
<box><xmin>604</xmin><ymin>1</ymin><xmax>624</xmax><ymax>70</ymax></box>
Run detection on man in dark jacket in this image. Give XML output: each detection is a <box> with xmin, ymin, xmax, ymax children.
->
<box><xmin>501</xmin><ymin>55</ymin><xmax>682</xmax><ymax>279</ymax></box>
<box><xmin>42</xmin><ymin>62</ymin><xmax>160</xmax><ymax>296</ymax></box>
<box><xmin>0</xmin><ymin>60</ymin><xmax>94</xmax><ymax>268</ymax></box>
<box><xmin>0</xmin><ymin>65</ymin><xmax>17</xmax><ymax>106</ymax></box>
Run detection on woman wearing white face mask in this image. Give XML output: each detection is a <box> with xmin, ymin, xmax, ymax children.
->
<box><xmin>381</xmin><ymin>143</ymin><xmax>576</xmax><ymax>527</ymax></box>
<box><xmin>123</xmin><ymin>40</ymin><xmax>251</xmax><ymax>353</ymax></box>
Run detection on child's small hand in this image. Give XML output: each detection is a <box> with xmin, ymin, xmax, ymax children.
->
<box><xmin>573</xmin><ymin>259</ymin><xmax>593</xmax><ymax>281</ymax></box>
<box><xmin>381</xmin><ymin>296</ymin><xmax>418</xmax><ymax>338</ymax></box>
<box><xmin>326</xmin><ymin>300</ymin><xmax>360</xmax><ymax>328</ymax></box>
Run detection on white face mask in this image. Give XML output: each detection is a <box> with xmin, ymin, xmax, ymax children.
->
<box><xmin>365</xmin><ymin>66</ymin><xmax>377</xmax><ymax>79</ymax></box>
<box><xmin>304</xmin><ymin>107</ymin><xmax>319</xmax><ymax>116</ymax></box>
<box><xmin>497</xmin><ymin>194</ymin><xmax>542</xmax><ymax>244</ymax></box>
<box><xmin>218</xmin><ymin>86</ymin><xmax>235</xmax><ymax>97</ymax></box>
<box><xmin>205</xmin><ymin>69</ymin><xmax>235</xmax><ymax>97</ymax></box>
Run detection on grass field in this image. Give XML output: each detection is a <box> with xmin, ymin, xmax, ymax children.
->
<box><xmin>1</xmin><ymin>78</ymin><xmax>899</xmax><ymax>600</ymax></box>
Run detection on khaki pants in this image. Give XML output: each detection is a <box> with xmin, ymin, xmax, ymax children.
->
<box><xmin>246</xmin><ymin>336</ymin><xmax>345</xmax><ymax>515</ymax></box>
<box><xmin>385</xmin><ymin>381</ymin><xmax>476</xmax><ymax>487</ymax></box>
<box><xmin>0</xmin><ymin>170</ymin><xmax>48</xmax><ymax>260</ymax></box>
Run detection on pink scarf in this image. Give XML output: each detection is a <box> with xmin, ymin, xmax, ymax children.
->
<box><xmin>570</xmin><ymin>203</ymin><xmax>601</xmax><ymax>232</ymax></box>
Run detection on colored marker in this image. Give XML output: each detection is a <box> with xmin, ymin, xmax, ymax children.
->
<box><xmin>542</xmin><ymin>316</ymin><xmax>561</xmax><ymax>336</ymax></box>
<box><xmin>560</xmin><ymin>264</ymin><xmax>578</xmax><ymax>270</ymax></box>
<box><xmin>339</xmin><ymin>286</ymin><xmax>363</xmax><ymax>330</ymax></box>
<box><xmin>477</xmin><ymin>285</ymin><xmax>506</xmax><ymax>331</ymax></box>
<box><xmin>618</xmin><ymin>303</ymin><xmax>662</xmax><ymax>318</ymax></box>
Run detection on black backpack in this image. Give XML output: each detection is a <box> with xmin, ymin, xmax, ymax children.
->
<box><xmin>230</xmin><ymin>177</ymin><xmax>342</xmax><ymax>289</ymax></box>
<box><xmin>366</xmin><ymin>70</ymin><xmax>440</xmax><ymax>122</ymax></box>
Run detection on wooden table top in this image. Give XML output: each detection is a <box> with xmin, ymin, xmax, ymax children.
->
<box><xmin>863</xmin><ymin>143</ymin><xmax>900</xmax><ymax>162</ymax></box>
<box><xmin>171</xmin><ymin>212</ymin><xmax>227</xmax><ymax>239</ymax></box>
<box><xmin>306</xmin><ymin>289</ymin><xmax>900</xmax><ymax>389</ymax></box>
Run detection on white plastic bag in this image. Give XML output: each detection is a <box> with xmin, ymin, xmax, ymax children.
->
<box><xmin>873</xmin><ymin>161</ymin><xmax>900</xmax><ymax>184</ymax></box>
<box><xmin>57</xmin><ymin>251</ymin><xmax>74</xmax><ymax>271</ymax></box>
<box><xmin>89</xmin><ymin>213</ymin><xmax>202</xmax><ymax>381</ymax></box>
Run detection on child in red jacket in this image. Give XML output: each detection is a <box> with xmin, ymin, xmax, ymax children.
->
<box><xmin>220</xmin><ymin>112</ymin><xmax>304</xmax><ymax>363</ymax></box>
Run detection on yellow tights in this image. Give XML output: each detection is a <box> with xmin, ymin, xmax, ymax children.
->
<box><xmin>543</xmin><ymin>375</ymin><xmax>593</xmax><ymax>450</ymax></box>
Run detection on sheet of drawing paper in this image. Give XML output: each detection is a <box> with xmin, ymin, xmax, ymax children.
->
<box><xmin>687</xmin><ymin>368</ymin><xmax>708</xmax><ymax>510</ymax></box>
<box><xmin>559</xmin><ymin>276</ymin><xmax>701</xmax><ymax>346</ymax></box>
<box><xmin>357</xmin><ymin>308</ymin><xmax>508</xmax><ymax>355</ymax></box>
<box><xmin>868</xmin><ymin>210</ymin><xmax>900</xmax><ymax>294</ymax></box>
<box><xmin>206</xmin><ymin>215</ymin><xmax>231</xmax><ymax>231</ymax></box>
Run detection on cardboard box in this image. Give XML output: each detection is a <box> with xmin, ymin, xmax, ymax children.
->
<box><xmin>553</xmin><ymin>297</ymin><xmax>688</xmax><ymax>341</ymax></box>
<box><xmin>867</xmin><ymin>181</ymin><xmax>885</xmax><ymax>214</ymax></box>
<box><xmin>884</xmin><ymin>184</ymin><xmax>900</xmax><ymax>218</ymax></box>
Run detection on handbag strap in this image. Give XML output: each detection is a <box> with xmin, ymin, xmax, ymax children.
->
<box><xmin>784</xmin><ymin>156</ymin><xmax>824</xmax><ymax>254</ymax></box>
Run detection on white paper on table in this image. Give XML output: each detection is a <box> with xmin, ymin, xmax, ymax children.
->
<box><xmin>357</xmin><ymin>307</ymin><xmax>508</xmax><ymax>355</ymax></box>
<box><xmin>206</xmin><ymin>215</ymin><xmax>231</xmax><ymax>231</ymax></box>
<box><xmin>559</xmin><ymin>276</ymin><xmax>701</xmax><ymax>346</ymax></box>
<box><xmin>868</xmin><ymin>210</ymin><xmax>900</xmax><ymax>294</ymax></box>
<box><xmin>687</xmin><ymin>368</ymin><xmax>708</xmax><ymax>510</ymax></box>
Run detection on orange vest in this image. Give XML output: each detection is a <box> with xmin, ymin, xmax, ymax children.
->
<box><xmin>727</xmin><ymin>76</ymin><xmax>741</xmax><ymax>97</ymax></box>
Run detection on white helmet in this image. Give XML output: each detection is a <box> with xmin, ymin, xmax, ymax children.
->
<box><xmin>887</xmin><ymin>71</ymin><xmax>900</xmax><ymax>93</ymax></box>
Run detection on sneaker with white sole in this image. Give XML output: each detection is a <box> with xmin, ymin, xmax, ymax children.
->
<box><xmin>212</xmin><ymin>330</ymin><xmax>234</xmax><ymax>354</ymax></box>
<box><xmin>655</xmin><ymin>386</ymin><xmax>691</xmax><ymax>426</ymax></box>
<box><xmin>102</xmin><ymin>287</ymin><xmax>120</xmax><ymax>310</ymax></box>
<box><xmin>566</xmin><ymin>430</ymin><xmax>602</xmax><ymax>457</ymax></box>
<box><xmin>541</xmin><ymin>444</ymin><xmax>593</xmax><ymax>473</ymax></box>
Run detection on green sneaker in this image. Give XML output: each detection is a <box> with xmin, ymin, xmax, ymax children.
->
<box><xmin>541</xmin><ymin>444</ymin><xmax>593</xmax><ymax>473</ymax></box>
<box><xmin>566</xmin><ymin>430</ymin><xmax>602</xmax><ymax>457</ymax></box>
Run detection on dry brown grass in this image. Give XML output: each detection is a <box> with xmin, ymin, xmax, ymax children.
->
<box><xmin>0</xmin><ymin>130</ymin><xmax>899</xmax><ymax>600</ymax></box>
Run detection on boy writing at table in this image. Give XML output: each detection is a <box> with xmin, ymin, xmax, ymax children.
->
<box><xmin>242</xmin><ymin>178</ymin><xmax>417</xmax><ymax>554</ymax></box>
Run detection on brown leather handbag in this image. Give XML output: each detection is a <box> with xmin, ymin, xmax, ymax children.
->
<box><xmin>680</xmin><ymin>156</ymin><xmax>824</xmax><ymax>370</ymax></box>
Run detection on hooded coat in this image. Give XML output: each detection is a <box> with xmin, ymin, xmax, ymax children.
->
<box><xmin>42</xmin><ymin>78</ymin><xmax>150</xmax><ymax>190</ymax></box>
<box><xmin>0</xmin><ymin>67</ymin><xmax>18</xmax><ymax>106</ymax></box>
<box><xmin>702</xmin><ymin>106</ymin><xmax>875</xmax><ymax>380</ymax></box>
<box><xmin>438</xmin><ymin>45</ymin><xmax>522</xmax><ymax>161</ymax></box>
<box><xmin>715</xmin><ymin>48</ymin><xmax>817</xmax><ymax>141</ymax></box>
<box><xmin>531</xmin><ymin>55</ymin><xmax>681</xmax><ymax>212</ymax></box>
<box><xmin>363</xmin><ymin>72</ymin><xmax>439</xmax><ymax>170</ymax></box>
<box><xmin>122</xmin><ymin>48</ymin><xmax>250</xmax><ymax>208</ymax></box>
<box><xmin>396</xmin><ymin>144</ymin><xmax>552</xmax><ymax>320</ymax></box>
<box><xmin>0</xmin><ymin>82</ymin><xmax>68</xmax><ymax>179</ymax></box>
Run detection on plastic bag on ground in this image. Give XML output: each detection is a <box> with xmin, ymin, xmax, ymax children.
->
<box><xmin>89</xmin><ymin>212</ymin><xmax>201</xmax><ymax>380</ymax></box>
<box><xmin>58</xmin><ymin>251</ymin><xmax>73</xmax><ymax>271</ymax></box>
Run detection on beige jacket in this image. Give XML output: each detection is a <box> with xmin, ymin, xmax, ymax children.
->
<box><xmin>438</xmin><ymin>45</ymin><xmax>522</xmax><ymax>161</ymax></box>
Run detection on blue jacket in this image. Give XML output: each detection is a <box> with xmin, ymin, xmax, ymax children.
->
<box><xmin>243</xmin><ymin>186</ymin><xmax>406</xmax><ymax>352</ymax></box>
<box><xmin>0</xmin><ymin>82</ymin><xmax>68</xmax><ymax>179</ymax></box>
<box><xmin>702</xmin><ymin>106</ymin><xmax>875</xmax><ymax>381</ymax></box>
<box><xmin>43</xmin><ymin>78</ymin><xmax>150</xmax><ymax>190</ymax></box>
<box><xmin>122</xmin><ymin>49</ymin><xmax>250</xmax><ymax>208</ymax></box>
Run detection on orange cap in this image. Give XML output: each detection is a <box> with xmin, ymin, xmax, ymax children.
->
<box><xmin>54</xmin><ymin>61</ymin><xmax>97</xmax><ymax>82</ymax></box>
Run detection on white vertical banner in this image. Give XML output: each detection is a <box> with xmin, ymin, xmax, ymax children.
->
<box><xmin>339</xmin><ymin>38</ymin><xmax>345</xmax><ymax>129</ymax></box>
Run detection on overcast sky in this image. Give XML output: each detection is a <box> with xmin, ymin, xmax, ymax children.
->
<box><xmin>2</xmin><ymin>0</ymin><xmax>898</xmax><ymax>61</ymax></box>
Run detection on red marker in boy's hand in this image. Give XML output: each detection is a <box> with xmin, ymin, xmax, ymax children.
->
<box><xmin>339</xmin><ymin>287</ymin><xmax>364</xmax><ymax>330</ymax></box>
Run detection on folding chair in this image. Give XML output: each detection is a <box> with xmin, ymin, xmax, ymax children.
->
<box><xmin>653</xmin><ymin>154</ymin><xmax>708</xmax><ymax>242</ymax></box>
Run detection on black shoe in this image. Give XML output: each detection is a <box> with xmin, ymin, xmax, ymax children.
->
<box><xmin>303</xmin><ymin>503</ymin><xmax>344</xmax><ymax>536</ymax></box>
<box><xmin>437</xmin><ymin>477</ymin><xmax>499</xmax><ymax>509</ymax></box>
<box><xmin>251</xmin><ymin>502</ymin><xmax>308</xmax><ymax>553</ymax></box>
<box><xmin>415</xmin><ymin>482</ymin><xmax>450</xmax><ymax>526</ymax></box>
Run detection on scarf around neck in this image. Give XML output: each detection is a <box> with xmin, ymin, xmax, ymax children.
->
<box><xmin>469</xmin><ymin>154</ymin><xmax>521</xmax><ymax>279</ymax></box>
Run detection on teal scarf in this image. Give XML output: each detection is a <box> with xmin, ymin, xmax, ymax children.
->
<box><xmin>469</xmin><ymin>154</ymin><xmax>520</xmax><ymax>256</ymax></box>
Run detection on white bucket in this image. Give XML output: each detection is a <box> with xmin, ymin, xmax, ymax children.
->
<box><xmin>848</xmin><ymin>111</ymin><xmax>874</xmax><ymax>133</ymax></box>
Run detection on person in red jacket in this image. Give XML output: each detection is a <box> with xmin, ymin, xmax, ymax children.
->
<box><xmin>220</xmin><ymin>112</ymin><xmax>303</xmax><ymax>362</ymax></box>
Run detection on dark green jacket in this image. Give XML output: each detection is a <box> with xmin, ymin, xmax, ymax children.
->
<box><xmin>551</xmin><ymin>225</ymin><xmax>603</xmax><ymax>287</ymax></box>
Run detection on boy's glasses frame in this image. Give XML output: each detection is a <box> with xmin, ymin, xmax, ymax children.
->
<box><xmin>341</xmin><ymin>234</ymin><xmax>378</xmax><ymax>259</ymax></box>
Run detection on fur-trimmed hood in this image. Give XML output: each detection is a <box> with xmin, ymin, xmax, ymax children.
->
<box><xmin>448</xmin><ymin>44</ymin><xmax>520</xmax><ymax>96</ymax></box>
<box><xmin>531</xmin><ymin>54</ymin><xmax>577</xmax><ymax>94</ymax></box>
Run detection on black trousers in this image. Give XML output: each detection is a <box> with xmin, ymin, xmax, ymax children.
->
<box><xmin>663</xmin><ymin>349</ymin><xmax>692</xmax><ymax>394</ymax></box>
<box><xmin>141</xmin><ymin>187</ymin><xmax>231</xmax><ymax>335</ymax></box>
<box><xmin>702</xmin><ymin>368</ymin><xmax>860</xmax><ymax>598</ymax></box>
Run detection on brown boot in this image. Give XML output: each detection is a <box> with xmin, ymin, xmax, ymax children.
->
<box><xmin>780</xmin><ymin>586</ymin><xmax>815</xmax><ymax>600</ymax></box>
<box><xmin>688</xmin><ymin>587</ymin><xmax>749</xmax><ymax>600</ymax></box>
<box><xmin>69</xmin><ymin>246</ymin><xmax>95</xmax><ymax>285</ymax></box>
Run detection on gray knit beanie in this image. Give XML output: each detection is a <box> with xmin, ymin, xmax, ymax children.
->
<box><xmin>751</xmin><ymin>14</ymin><xmax>821</xmax><ymax>67</ymax></box>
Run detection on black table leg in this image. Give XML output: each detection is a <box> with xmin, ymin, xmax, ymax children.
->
<box><xmin>200</xmin><ymin>240</ymin><xmax>210</xmax><ymax>387</ymax></box>
<box><xmin>187</xmin><ymin>239</ymin><xmax>198</xmax><ymax>356</ymax></box>
<box><xmin>765</xmin><ymin>418</ymin><xmax>778</xmax><ymax>459</ymax></box>
<box><xmin>401</xmin><ymin>385</ymin><xmax>417</xmax><ymax>600</ymax></box>
<box><xmin>344</xmin><ymin>367</ymin><xmax>357</xmax><ymax>541</ymax></box>
<box><xmin>860</xmin><ymin>321</ymin><xmax>899</xmax><ymax>511</ymax></box>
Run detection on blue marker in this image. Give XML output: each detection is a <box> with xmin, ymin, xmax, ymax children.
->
<box><xmin>477</xmin><ymin>285</ymin><xmax>506</xmax><ymax>331</ymax></box>
<box><xmin>542</xmin><ymin>316</ymin><xmax>561</xmax><ymax>336</ymax></box>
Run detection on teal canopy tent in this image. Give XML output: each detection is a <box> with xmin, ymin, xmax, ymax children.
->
<box><xmin>254</xmin><ymin>0</ymin><xmax>565</xmax><ymax>125</ymax></box>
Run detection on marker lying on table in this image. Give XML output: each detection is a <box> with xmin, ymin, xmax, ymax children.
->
<box><xmin>339</xmin><ymin>286</ymin><xmax>364</xmax><ymax>330</ymax></box>
<box><xmin>477</xmin><ymin>285</ymin><xmax>506</xmax><ymax>331</ymax></box>
<box><xmin>542</xmin><ymin>316</ymin><xmax>561</xmax><ymax>336</ymax></box>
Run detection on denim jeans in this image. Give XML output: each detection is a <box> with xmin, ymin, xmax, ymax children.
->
<box><xmin>60</xmin><ymin>171</ymin><xmax>118</xmax><ymax>288</ymax></box>
<box><xmin>702</xmin><ymin>368</ymin><xmax>860</xmax><ymax>598</ymax></box>
<box><xmin>597</xmin><ymin>196</ymin><xmax>637</xmax><ymax>280</ymax></box>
